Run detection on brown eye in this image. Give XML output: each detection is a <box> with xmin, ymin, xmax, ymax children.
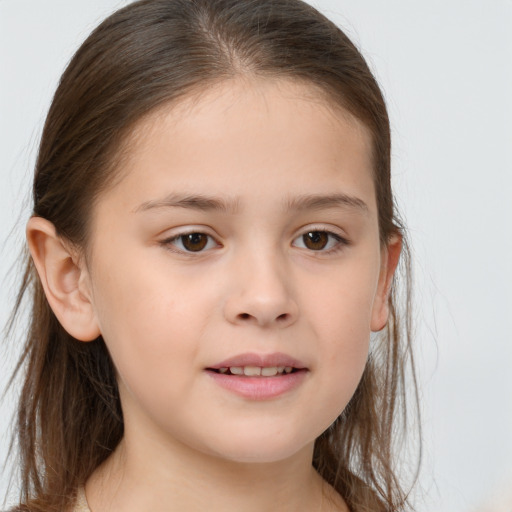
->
<box><xmin>181</xmin><ymin>233</ymin><xmax>209</xmax><ymax>252</ymax></box>
<box><xmin>302</xmin><ymin>231</ymin><xmax>329</xmax><ymax>250</ymax></box>
<box><xmin>292</xmin><ymin>230</ymin><xmax>348</xmax><ymax>253</ymax></box>
<box><xmin>163</xmin><ymin>231</ymin><xmax>218</xmax><ymax>254</ymax></box>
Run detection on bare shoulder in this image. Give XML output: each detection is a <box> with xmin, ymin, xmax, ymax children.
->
<box><xmin>322</xmin><ymin>483</ymin><xmax>351</xmax><ymax>512</ymax></box>
<box><xmin>71</xmin><ymin>487</ymin><xmax>90</xmax><ymax>512</ymax></box>
<box><xmin>322</xmin><ymin>480</ymin><xmax>392</xmax><ymax>512</ymax></box>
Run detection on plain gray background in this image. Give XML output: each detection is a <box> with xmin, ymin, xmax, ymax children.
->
<box><xmin>1</xmin><ymin>1</ymin><xmax>511</xmax><ymax>511</ymax></box>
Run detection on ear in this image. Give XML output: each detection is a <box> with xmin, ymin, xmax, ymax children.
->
<box><xmin>370</xmin><ymin>233</ymin><xmax>402</xmax><ymax>332</ymax></box>
<box><xmin>26</xmin><ymin>216</ymin><xmax>101</xmax><ymax>341</ymax></box>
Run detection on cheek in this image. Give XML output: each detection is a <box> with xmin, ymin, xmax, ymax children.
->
<box><xmin>89</xmin><ymin>255</ymin><xmax>208</xmax><ymax>393</ymax></box>
<box><xmin>304</xmin><ymin>255</ymin><xmax>379</xmax><ymax>338</ymax></box>
<box><xmin>300</xmin><ymin>257</ymin><xmax>378</xmax><ymax>406</ymax></box>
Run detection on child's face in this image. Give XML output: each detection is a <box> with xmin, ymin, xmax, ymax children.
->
<box><xmin>83</xmin><ymin>78</ymin><xmax>392</xmax><ymax>463</ymax></box>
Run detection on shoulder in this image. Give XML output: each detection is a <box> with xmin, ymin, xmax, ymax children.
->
<box><xmin>4</xmin><ymin>490</ymin><xmax>88</xmax><ymax>512</ymax></box>
<box><xmin>72</xmin><ymin>488</ymin><xmax>91</xmax><ymax>512</ymax></box>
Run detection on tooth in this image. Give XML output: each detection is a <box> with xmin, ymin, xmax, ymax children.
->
<box><xmin>261</xmin><ymin>367</ymin><xmax>278</xmax><ymax>376</ymax></box>
<box><xmin>244</xmin><ymin>366</ymin><xmax>261</xmax><ymax>376</ymax></box>
<box><xmin>277</xmin><ymin>366</ymin><xmax>285</xmax><ymax>373</ymax></box>
<box><xmin>219</xmin><ymin>368</ymin><xmax>228</xmax><ymax>374</ymax></box>
<box><xmin>284</xmin><ymin>366</ymin><xmax>293</xmax><ymax>374</ymax></box>
<box><xmin>230</xmin><ymin>367</ymin><xmax>243</xmax><ymax>375</ymax></box>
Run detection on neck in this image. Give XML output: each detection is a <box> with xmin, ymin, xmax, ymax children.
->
<box><xmin>86</xmin><ymin>436</ymin><xmax>333</xmax><ymax>512</ymax></box>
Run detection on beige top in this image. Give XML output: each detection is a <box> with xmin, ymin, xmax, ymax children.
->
<box><xmin>74</xmin><ymin>487</ymin><xmax>91</xmax><ymax>512</ymax></box>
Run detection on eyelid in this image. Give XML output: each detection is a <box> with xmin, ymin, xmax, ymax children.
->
<box><xmin>292</xmin><ymin>225</ymin><xmax>351</xmax><ymax>253</ymax></box>
<box><xmin>159</xmin><ymin>227</ymin><xmax>222</xmax><ymax>253</ymax></box>
<box><xmin>157</xmin><ymin>224</ymin><xmax>350</xmax><ymax>255</ymax></box>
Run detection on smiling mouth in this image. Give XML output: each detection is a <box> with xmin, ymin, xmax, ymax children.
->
<box><xmin>207</xmin><ymin>366</ymin><xmax>302</xmax><ymax>377</ymax></box>
<box><xmin>205</xmin><ymin>358</ymin><xmax>308</xmax><ymax>399</ymax></box>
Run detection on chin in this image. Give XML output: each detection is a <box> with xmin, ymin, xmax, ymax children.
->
<box><xmin>200</xmin><ymin>430</ymin><xmax>314</xmax><ymax>465</ymax></box>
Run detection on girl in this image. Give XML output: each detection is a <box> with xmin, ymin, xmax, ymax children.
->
<box><xmin>6</xmin><ymin>0</ymin><xmax>419</xmax><ymax>510</ymax></box>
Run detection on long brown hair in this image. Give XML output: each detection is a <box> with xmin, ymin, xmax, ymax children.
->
<box><xmin>6</xmin><ymin>1</ymin><xmax>420</xmax><ymax>510</ymax></box>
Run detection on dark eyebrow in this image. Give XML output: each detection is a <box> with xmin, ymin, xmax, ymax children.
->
<box><xmin>285</xmin><ymin>193</ymin><xmax>369</xmax><ymax>213</ymax></box>
<box><xmin>134</xmin><ymin>193</ymin><xmax>240</xmax><ymax>214</ymax></box>
<box><xmin>135</xmin><ymin>192</ymin><xmax>368</xmax><ymax>215</ymax></box>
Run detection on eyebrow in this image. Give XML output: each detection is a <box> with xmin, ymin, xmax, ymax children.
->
<box><xmin>135</xmin><ymin>193</ymin><xmax>240</xmax><ymax>214</ymax></box>
<box><xmin>134</xmin><ymin>192</ymin><xmax>368</xmax><ymax>214</ymax></box>
<box><xmin>285</xmin><ymin>193</ymin><xmax>368</xmax><ymax>213</ymax></box>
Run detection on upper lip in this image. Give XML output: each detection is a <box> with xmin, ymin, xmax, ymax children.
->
<box><xmin>207</xmin><ymin>352</ymin><xmax>307</xmax><ymax>370</ymax></box>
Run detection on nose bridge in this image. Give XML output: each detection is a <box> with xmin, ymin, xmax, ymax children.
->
<box><xmin>224</xmin><ymin>238</ymin><xmax>298</xmax><ymax>328</ymax></box>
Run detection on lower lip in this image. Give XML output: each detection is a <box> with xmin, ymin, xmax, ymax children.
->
<box><xmin>206</xmin><ymin>370</ymin><xmax>308</xmax><ymax>400</ymax></box>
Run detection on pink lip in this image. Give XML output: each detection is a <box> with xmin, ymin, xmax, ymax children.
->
<box><xmin>207</xmin><ymin>352</ymin><xmax>307</xmax><ymax>370</ymax></box>
<box><xmin>205</xmin><ymin>352</ymin><xmax>308</xmax><ymax>400</ymax></box>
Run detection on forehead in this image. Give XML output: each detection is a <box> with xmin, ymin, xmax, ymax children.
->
<box><xmin>94</xmin><ymin>77</ymin><xmax>376</xmax><ymax>220</ymax></box>
<box><xmin>122</xmin><ymin>77</ymin><xmax>372</xmax><ymax>173</ymax></box>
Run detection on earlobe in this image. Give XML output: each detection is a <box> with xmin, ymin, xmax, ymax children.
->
<box><xmin>370</xmin><ymin>234</ymin><xmax>402</xmax><ymax>332</ymax></box>
<box><xmin>26</xmin><ymin>216</ymin><xmax>101</xmax><ymax>342</ymax></box>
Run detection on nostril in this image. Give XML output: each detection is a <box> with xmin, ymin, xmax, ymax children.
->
<box><xmin>229</xmin><ymin>304</ymin><xmax>298</xmax><ymax>327</ymax></box>
<box><xmin>236</xmin><ymin>312</ymin><xmax>291</xmax><ymax>323</ymax></box>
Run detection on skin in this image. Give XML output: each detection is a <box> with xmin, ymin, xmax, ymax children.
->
<box><xmin>27</xmin><ymin>78</ymin><xmax>401</xmax><ymax>512</ymax></box>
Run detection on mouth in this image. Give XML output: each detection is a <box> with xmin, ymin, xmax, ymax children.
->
<box><xmin>206</xmin><ymin>352</ymin><xmax>307</xmax><ymax>376</ymax></box>
<box><xmin>207</xmin><ymin>366</ymin><xmax>302</xmax><ymax>377</ymax></box>
<box><xmin>205</xmin><ymin>353</ymin><xmax>308</xmax><ymax>399</ymax></box>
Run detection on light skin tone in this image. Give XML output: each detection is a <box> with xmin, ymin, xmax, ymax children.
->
<box><xmin>27</xmin><ymin>78</ymin><xmax>401</xmax><ymax>512</ymax></box>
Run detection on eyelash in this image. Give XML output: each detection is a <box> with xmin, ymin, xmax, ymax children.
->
<box><xmin>160</xmin><ymin>231</ymin><xmax>220</xmax><ymax>253</ymax></box>
<box><xmin>160</xmin><ymin>228</ymin><xmax>350</xmax><ymax>255</ymax></box>
<box><xmin>291</xmin><ymin>229</ymin><xmax>350</xmax><ymax>255</ymax></box>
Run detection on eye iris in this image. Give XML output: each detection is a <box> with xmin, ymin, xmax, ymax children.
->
<box><xmin>182</xmin><ymin>233</ymin><xmax>208</xmax><ymax>251</ymax></box>
<box><xmin>303</xmin><ymin>231</ymin><xmax>328</xmax><ymax>250</ymax></box>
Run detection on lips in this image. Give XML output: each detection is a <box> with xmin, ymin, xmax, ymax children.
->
<box><xmin>215</xmin><ymin>366</ymin><xmax>295</xmax><ymax>377</ymax></box>
<box><xmin>205</xmin><ymin>352</ymin><xmax>308</xmax><ymax>400</ymax></box>
<box><xmin>207</xmin><ymin>352</ymin><xmax>307</xmax><ymax>371</ymax></box>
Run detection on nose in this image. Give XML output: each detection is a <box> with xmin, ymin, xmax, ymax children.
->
<box><xmin>223</xmin><ymin>252</ymin><xmax>299</xmax><ymax>328</ymax></box>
